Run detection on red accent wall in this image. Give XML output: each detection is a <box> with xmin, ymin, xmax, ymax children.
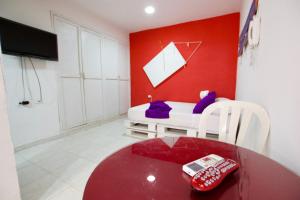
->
<box><xmin>130</xmin><ymin>13</ymin><xmax>240</xmax><ymax>106</ymax></box>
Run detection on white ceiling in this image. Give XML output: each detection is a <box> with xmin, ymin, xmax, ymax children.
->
<box><xmin>67</xmin><ymin>0</ymin><xmax>241</xmax><ymax>33</ymax></box>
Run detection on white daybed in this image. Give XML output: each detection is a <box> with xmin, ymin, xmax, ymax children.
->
<box><xmin>125</xmin><ymin>101</ymin><xmax>220</xmax><ymax>139</ymax></box>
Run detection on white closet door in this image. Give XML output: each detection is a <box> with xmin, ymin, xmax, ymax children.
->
<box><xmin>81</xmin><ymin>31</ymin><xmax>102</xmax><ymax>78</ymax></box>
<box><xmin>103</xmin><ymin>80</ymin><xmax>119</xmax><ymax>119</ymax></box>
<box><xmin>61</xmin><ymin>78</ymin><xmax>85</xmax><ymax>128</ymax></box>
<box><xmin>84</xmin><ymin>80</ymin><xmax>103</xmax><ymax>122</ymax></box>
<box><xmin>118</xmin><ymin>44</ymin><xmax>130</xmax><ymax>80</ymax></box>
<box><xmin>81</xmin><ymin>30</ymin><xmax>103</xmax><ymax>122</ymax></box>
<box><xmin>101</xmin><ymin>38</ymin><xmax>119</xmax><ymax>79</ymax></box>
<box><xmin>119</xmin><ymin>80</ymin><xmax>130</xmax><ymax>114</ymax></box>
<box><xmin>54</xmin><ymin>17</ymin><xmax>85</xmax><ymax>129</ymax></box>
<box><xmin>54</xmin><ymin>18</ymin><xmax>80</xmax><ymax>76</ymax></box>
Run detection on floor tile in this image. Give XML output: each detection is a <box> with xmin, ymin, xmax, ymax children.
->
<box><xmin>32</xmin><ymin>151</ymin><xmax>79</xmax><ymax>173</ymax></box>
<box><xmin>17</xmin><ymin>163</ymin><xmax>49</xmax><ymax>187</ymax></box>
<box><xmin>20</xmin><ymin>174</ymin><xmax>69</xmax><ymax>200</ymax></box>
<box><xmin>16</xmin><ymin>118</ymin><xmax>143</xmax><ymax>200</ymax></box>
<box><xmin>48</xmin><ymin>187</ymin><xmax>82</xmax><ymax>200</ymax></box>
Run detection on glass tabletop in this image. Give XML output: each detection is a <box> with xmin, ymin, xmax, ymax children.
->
<box><xmin>83</xmin><ymin>137</ymin><xmax>300</xmax><ymax>200</ymax></box>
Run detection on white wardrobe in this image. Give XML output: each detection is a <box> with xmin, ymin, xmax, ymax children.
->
<box><xmin>53</xmin><ymin>16</ymin><xmax>130</xmax><ymax>130</ymax></box>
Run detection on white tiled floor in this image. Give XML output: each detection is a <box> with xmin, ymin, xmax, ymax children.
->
<box><xmin>15</xmin><ymin>119</ymin><xmax>142</xmax><ymax>200</ymax></box>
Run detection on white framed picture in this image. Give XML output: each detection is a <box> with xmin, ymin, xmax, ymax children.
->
<box><xmin>143</xmin><ymin>42</ymin><xmax>186</xmax><ymax>87</ymax></box>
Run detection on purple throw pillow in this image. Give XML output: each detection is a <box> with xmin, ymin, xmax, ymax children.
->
<box><xmin>193</xmin><ymin>92</ymin><xmax>216</xmax><ymax>114</ymax></box>
<box><xmin>149</xmin><ymin>101</ymin><xmax>169</xmax><ymax>110</ymax></box>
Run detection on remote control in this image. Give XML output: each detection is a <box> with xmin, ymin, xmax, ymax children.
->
<box><xmin>191</xmin><ymin>159</ymin><xmax>239</xmax><ymax>192</ymax></box>
<box><xmin>182</xmin><ymin>154</ymin><xmax>224</xmax><ymax>176</ymax></box>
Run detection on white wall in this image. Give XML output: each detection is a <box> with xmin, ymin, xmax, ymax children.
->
<box><xmin>239</xmin><ymin>0</ymin><xmax>254</xmax><ymax>33</ymax></box>
<box><xmin>0</xmin><ymin>49</ymin><xmax>21</xmax><ymax>200</ymax></box>
<box><xmin>237</xmin><ymin>0</ymin><xmax>300</xmax><ymax>175</ymax></box>
<box><xmin>0</xmin><ymin>0</ymin><xmax>129</xmax><ymax>148</ymax></box>
<box><xmin>0</xmin><ymin>0</ymin><xmax>128</xmax><ymax>44</ymax></box>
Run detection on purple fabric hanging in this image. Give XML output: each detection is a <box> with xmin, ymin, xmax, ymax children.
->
<box><xmin>239</xmin><ymin>0</ymin><xmax>258</xmax><ymax>56</ymax></box>
<box><xmin>145</xmin><ymin>101</ymin><xmax>172</xmax><ymax>119</ymax></box>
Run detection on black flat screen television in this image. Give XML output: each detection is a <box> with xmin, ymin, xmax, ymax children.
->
<box><xmin>0</xmin><ymin>17</ymin><xmax>58</xmax><ymax>61</ymax></box>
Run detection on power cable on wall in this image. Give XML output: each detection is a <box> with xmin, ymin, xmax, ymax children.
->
<box><xmin>29</xmin><ymin>57</ymin><xmax>43</xmax><ymax>103</ymax></box>
<box><xmin>19</xmin><ymin>57</ymin><xmax>32</xmax><ymax>105</ymax></box>
<box><xmin>19</xmin><ymin>57</ymin><xmax>43</xmax><ymax>105</ymax></box>
<box><xmin>21</xmin><ymin>58</ymin><xmax>26</xmax><ymax>101</ymax></box>
<box><xmin>24</xmin><ymin>58</ymin><xmax>33</xmax><ymax>100</ymax></box>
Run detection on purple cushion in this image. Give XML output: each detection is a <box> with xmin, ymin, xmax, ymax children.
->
<box><xmin>146</xmin><ymin>101</ymin><xmax>172</xmax><ymax>119</ymax></box>
<box><xmin>145</xmin><ymin>109</ymin><xmax>171</xmax><ymax>119</ymax></box>
<box><xmin>193</xmin><ymin>92</ymin><xmax>216</xmax><ymax>114</ymax></box>
<box><xmin>149</xmin><ymin>101</ymin><xmax>170</xmax><ymax>110</ymax></box>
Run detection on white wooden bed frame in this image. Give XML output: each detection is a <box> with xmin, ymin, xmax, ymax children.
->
<box><xmin>125</xmin><ymin>98</ymin><xmax>228</xmax><ymax>138</ymax></box>
<box><xmin>125</xmin><ymin>101</ymin><xmax>221</xmax><ymax>139</ymax></box>
<box><xmin>124</xmin><ymin>120</ymin><xmax>157</xmax><ymax>139</ymax></box>
<box><xmin>124</xmin><ymin>119</ymin><xmax>198</xmax><ymax>139</ymax></box>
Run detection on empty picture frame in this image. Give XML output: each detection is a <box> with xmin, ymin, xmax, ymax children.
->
<box><xmin>143</xmin><ymin>42</ymin><xmax>186</xmax><ymax>87</ymax></box>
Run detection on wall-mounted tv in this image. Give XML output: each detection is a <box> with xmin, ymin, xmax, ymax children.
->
<box><xmin>0</xmin><ymin>17</ymin><xmax>58</xmax><ymax>61</ymax></box>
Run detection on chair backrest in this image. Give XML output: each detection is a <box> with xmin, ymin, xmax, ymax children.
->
<box><xmin>198</xmin><ymin>101</ymin><xmax>270</xmax><ymax>153</ymax></box>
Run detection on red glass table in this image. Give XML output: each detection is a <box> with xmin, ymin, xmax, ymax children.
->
<box><xmin>83</xmin><ymin>137</ymin><xmax>300</xmax><ymax>200</ymax></box>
